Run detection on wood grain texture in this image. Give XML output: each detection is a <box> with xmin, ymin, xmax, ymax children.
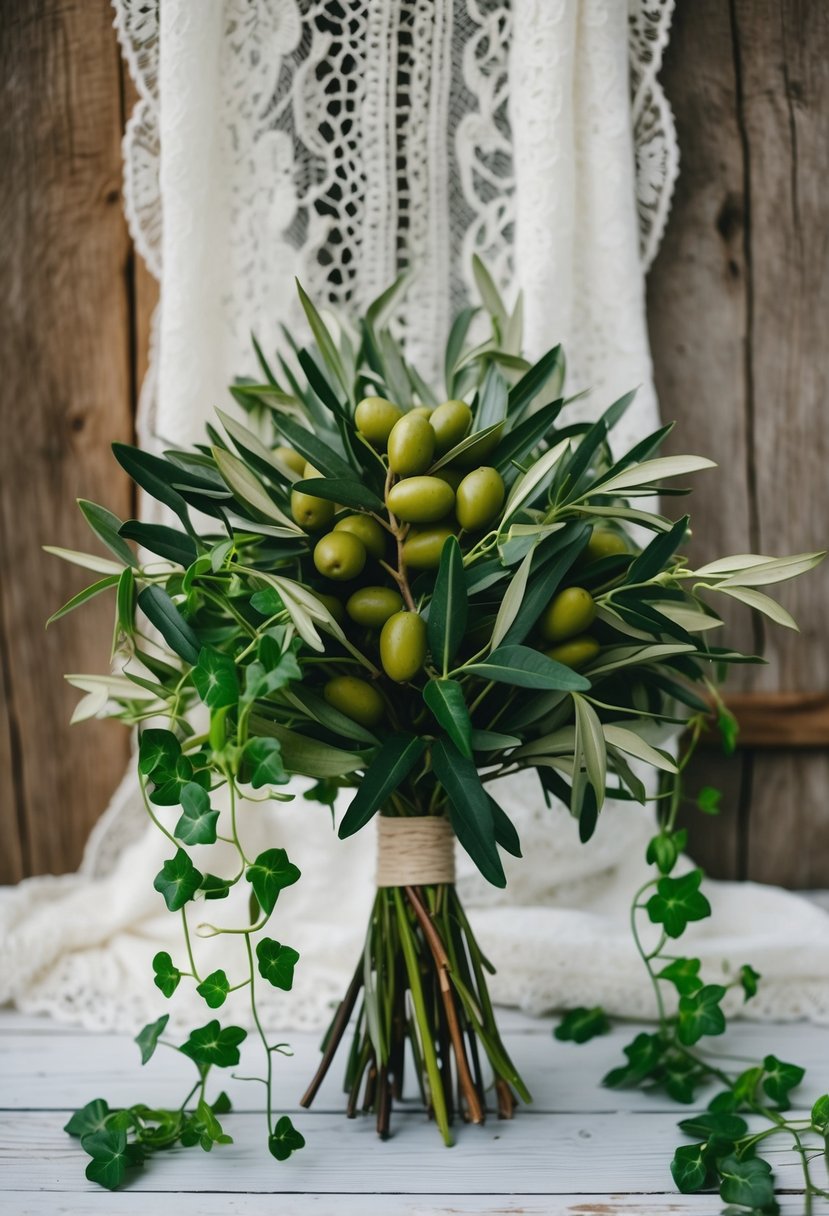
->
<box><xmin>0</xmin><ymin>0</ymin><xmax>134</xmax><ymax>881</ymax></box>
<box><xmin>702</xmin><ymin>694</ymin><xmax>829</xmax><ymax>748</ymax></box>
<box><xmin>649</xmin><ymin>0</ymin><xmax>829</xmax><ymax>885</ymax></box>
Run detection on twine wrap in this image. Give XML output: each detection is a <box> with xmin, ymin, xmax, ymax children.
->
<box><xmin>376</xmin><ymin>816</ymin><xmax>456</xmax><ymax>887</ymax></box>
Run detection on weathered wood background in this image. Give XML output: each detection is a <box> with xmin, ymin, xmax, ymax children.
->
<box><xmin>1</xmin><ymin>0</ymin><xmax>826</xmax><ymax>886</ymax></box>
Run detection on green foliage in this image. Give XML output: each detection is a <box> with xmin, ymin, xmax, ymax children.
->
<box><xmin>268</xmin><ymin>1115</ymin><xmax>306</xmax><ymax>1161</ymax></box>
<box><xmin>554</xmin><ymin>1006</ymin><xmax>610</xmax><ymax>1044</ymax></box>
<box><xmin>245</xmin><ymin>848</ymin><xmax>301</xmax><ymax>915</ymax></box>
<box><xmin>256</xmin><ymin>938</ymin><xmax>300</xmax><ymax>990</ymax></box>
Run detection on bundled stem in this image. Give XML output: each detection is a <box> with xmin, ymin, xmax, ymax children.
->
<box><xmin>300</xmin><ymin>883</ymin><xmax>530</xmax><ymax>1144</ymax></box>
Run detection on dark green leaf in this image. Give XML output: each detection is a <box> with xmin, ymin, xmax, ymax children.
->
<box><xmin>78</xmin><ymin>499</ymin><xmax>139</xmax><ymax>567</ymax></box>
<box><xmin>423</xmin><ymin>679</ymin><xmax>472</xmax><ymax>757</ymax></box>
<box><xmin>192</xmin><ymin>647</ymin><xmax>238</xmax><ymax>710</ymax></box>
<box><xmin>338</xmin><ymin>735</ymin><xmax>426</xmax><ymax>838</ymax></box>
<box><xmin>626</xmin><ymin>515</ymin><xmax>688</xmax><ymax>584</ymax></box>
<box><xmin>554</xmin><ymin>1006</ymin><xmax>610</xmax><ymax>1044</ymax></box>
<box><xmin>135</xmin><ymin>1014</ymin><xmax>170</xmax><ymax>1064</ymax></box>
<box><xmin>507</xmin><ymin>344</ymin><xmax>562</xmax><ymax>420</ymax></box>
<box><xmin>602</xmin><ymin>1031</ymin><xmax>666</xmax><ymax>1088</ymax></box>
<box><xmin>811</xmin><ymin>1094</ymin><xmax>829</xmax><ymax>1132</ymax></box>
<box><xmin>432</xmin><ymin>738</ymin><xmax>505</xmax><ymax>887</ymax></box>
<box><xmin>245</xmin><ymin>848</ymin><xmax>301</xmax><ymax>915</ymax></box>
<box><xmin>475</xmin><ymin>364</ymin><xmax>509</xmax><ymax>431</ymax></box>
<box><xmin>256</xmin><ymin>938</ymin><xmax>300</xmax><ymax>990</ymax></box>
<box><xmin>762</xmin><ymin>1054</ymin><xmax>805</xmax><ymax>1110</ymax></box>
<box><xmin>292</xmin><ymin>478</ymin><xmax>383</xmax><ymax>512</ymax></box>
<box><xmin>740</xmin><ymin>964</ymin><xmax>761</xmax><ymax>1002</ymax></box>
<box><xmin>175</xmin><ymin>783</ymin><xmax>219</xmax><ymax>846</ymax></box>
<box><xmin>677</xmin><ymin>984</ymin><xmax>727</xmax><ymax>1046</ymax></box>
<box><xmin>500</xmin><ymin>524</ymin><xmax>591</xmax><ymax>645</ymax></box>
<box><xmin>119</xmin><ymin>520</ymin><xmax>198</xmax><ymax>567</ymax></box>
<box><xmin>270</xmin><ymin>411</ymin><xmax>354</xmax><ymax>481</ymax></box>
<box><xmin>179</xmin><ymin>1020</ymin><xmax>247</xmax><ymax>1068</ymax></box>
<box><xmin>718</xmin><ymin>1154</ymin><xmax>775</xmax><ymax>1209</ymax></box>
<box><xmin>428</xmin><ymin>536</ymin><xmax>467</xmax><ymax>674</ymax></box>
<box><xmin>152</xmin><ymin>950</ymin><xmax>181</xmax><ymax>998</ymax></box>
<box><xmin>696</xmin><ymin>785</ymin><xmax>722</xmax><ymax>815</ymax></box>
<box><xmin>64</xmin><ymin>1098</ymin><xmax>112</xmax><ymax>1138</ymax></box>
<box><xmin>199</xmin><ymin>874</ymin><xmax>232</xmax><ymax>901</ymax></box>
<box><xmin>488</xmin><ymin>796</ymin><xmax>522</xmax><ymax>857</ymax></box>
<box><xmin>196</xmin><ymin>969</ymin><xmax>231</xmax><ymax>1009</ymax></box>
<box><xmin>153</xmin><ymin>849</ymin><xmax>203</xmax><ymax>911</ymax></box>
<box><xmin>245</xmin><ymin>737</ymin><xmax>289</xmax><ymax>789</ymax></box>
<box><xmin>493</xmin><ymin>398</ymin><xmax>564</xmax><ymax>475</ymax></box>
<box><xmin>670</xmin><ymin>1143</ymin><xmax>710</xmax><ymax>1194</ymax></box>
<box><xmin>268</xmin><ymin>1114</ymin><xmax>305</xmax><ymax>1161</ymax></box>
<box><xmin>81</xmin><ymin>1128</ymin><xmax>131</xmax><ymax>1190</ymax></box>
<box><xmin>646</xmin><ymin>869</ymin><xmax>711</xmax><ymax>938</ymax></box>
<box><xmin>646</xmin><ymin>830</ymin><xmax>685</xmax><ymax>875</ymax></box>
<box><xmin>678</xmin><ymin>1111</ymin><xmax>749</xmax><ymax>1142</ymax></box>
<box><xmin>444</xmin><ymin>306</ymin><xmax>476</xmax><ymax>395</ymax></box>
<box><xmin>138</xmin><ymin>585</ymin><xmax>201</xmax><ymax>665</ymax></box>
<box><xmin>112</xmin><ymin>444</ymin><xmax>192</xmax><ymax>531</ymax></box>
<box><xmin>464</xmin><ymin>643</ymin><xmax>590</xmax><ymax>691</ymax></box>
<box><xmin>656</xmin><ymin>957</ymin><xmax>703</xmax><ymax>997</ymax></box>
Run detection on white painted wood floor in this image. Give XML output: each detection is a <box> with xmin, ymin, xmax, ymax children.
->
<box><xmin>2</xmin><ymin>1007</ymin><xmax>828</xmax><ymax>1215</ymax></box>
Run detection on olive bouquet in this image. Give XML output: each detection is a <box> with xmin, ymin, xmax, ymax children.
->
<box><xmin>49</xmin><ymin>263</ymin><xmax>823</xmax><ymax>1171</ymax></box>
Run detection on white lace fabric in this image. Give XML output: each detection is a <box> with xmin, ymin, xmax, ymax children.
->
<box><xmin>2</xmin><ymin>0</ymin><xmax>827</xmax><ymax>1034</ymax></box>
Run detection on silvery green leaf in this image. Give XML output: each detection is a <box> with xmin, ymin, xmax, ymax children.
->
<box><xmin>573</xmin><ymin>694</ymin><xmax>606</xmax><ymax>809</ymax></box>
<box><xmin>602</xmin><ymin>724</ymin><xmax>678</xmax><ymax>773</ymax></box>
<box><xmin>213</xmin><ymin>447</ymin><xmax>299</xmax><ymax>529</ymax></box>
<box><xmin>716</xmin><ymin>551</ymin><xmax>825</xmax><ymax>588</ymax></box>
<box><xmin>648</xmin><ymin>602</ymin><xmax>723</xmax><ymax>632</ymax></box>
<box><xmin>472</xmin><ymin>254</ymin><xmax>508</xmax><ymax>327</ymax></box>
<box><xmin>713</xmin><ymin>585</ymin><xmax>799</xmax><ymax>630</ymax></box>
<box><xmin>490</xmin><ymin>548</ymin><xmax>533</xmax><ymax>649</ymax></box>
<box><xmin>503</xmin><ymin>438</ymin><xmax>569</xmax><ymax>520</ymax></box>
<box><xmin>692</xmin><ymin>553</ymin><xmax>775</xmax><ymax>577</ymax></box>
<box><xmin>42</xmin><ymin>546</ymin><xmax>124</xmax><ymax>576</ymax></box>
<box><xmin>590</xmin><ymin>455</ymin><xmax>716</xmax><ymax>497</ymax></box>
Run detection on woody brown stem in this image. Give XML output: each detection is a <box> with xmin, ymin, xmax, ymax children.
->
<box><xmin>404</xmin><ymin>885</ymin><xmax>485</xmax><ymax>1125</ymax></box>
<box><xmin>300</xmin><ymin>959</ymin><xmax>363</xmax><ymax>1109</ymax></box>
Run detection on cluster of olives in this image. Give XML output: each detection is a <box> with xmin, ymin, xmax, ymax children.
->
<box><xmin>280</xmin><ymin>395</ymin><xmax>628</xmax><ymax>724</ymax></box>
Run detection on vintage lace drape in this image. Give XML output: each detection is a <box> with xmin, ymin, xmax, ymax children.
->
<box><xmin>2</xmin><ymin>0</ymin><xmax>828</xmax><ymax>1032</ymax></box>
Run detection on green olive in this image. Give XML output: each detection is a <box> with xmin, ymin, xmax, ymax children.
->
<box><xmin>303</xmin><ymin>461</ymin><xmax>321</xmax><ymax>479</ymax></box>
<box><xmin>291</xmin><ymin>490</ymin><xmax>335</xmax><ymax>531</ymax></box>
<box><xmin>401</xmin><ymin>527</ymin><xmax>455</xmax><ymax>569</ymax></box>
<box><xmin>324</xmin><ymin>675</ymin><xmax>385</xmax><ymax>727</ymax></box>
<box><xmin>387</xmin><ymin>413</ymin><xmax>436</xmax><ymax>476</ymax></box>
<box><xmin>274</xmin><ymin>445</ymin><xmax>305</xmax><ymax>476</ymax></box>
<box><xmin>380</xmin><ymin>610</ymin><xmax>427</xmax><ymax>682</ymax></box>
<box><xmin>387</xmin><ymin>476</ymin><xmax>455</xmax><ymax>523</ymax></box>
<box><xmin>455</xmin><ymin>466</ymin><xmax>505</xmax><ymax>531</ymax></box>
<box><xmin>539</xmin><ymin>586</ymin><xmax>597</xmax><ymax>643</ymax></box>
<box><xmin>585</xmin><ymin>529</ymin><xmax>628</xmax><ymax>562</ymax></box>
<box><xmin>334</xmin><ymin>514</ymin><xmax>387</xmax><ymax>559</ymax></box>
<box><xmin>409</xmin><ymin>405</ymin><xmax>433</xmax><ymax>419</ymax></box>
<box><xmin>545</xmin><ymin>635</ymin><xmax>600</xmax><ymax>670</ymax></box>
<box><xmin>313</xmin><ymin>592</ymin><xmax>346</xmax><ymax>626</ymax></box>
<box><xmin>453</xmin><ymin>423</ymin><xmax>505</xmax><ymax>468</ymax></box>
<box><xmin>346</xmin><ymin>585</ymin><xmax>404</xmax><ymax>628</ymax></box>
<box><xmin>313</xmin><ymin>531</ymin><xmax>367</xmax><ymax>581</ymax></box>
<box><xmin>355</xmin><ymin>396</ymin><xmax>403</xmax><ymax>447</ymax></box>
<box><xmin>432</xmin><ymin>466</ymin><xmax>464</xmax><ymax>491</ymax></box>
<box><xmin>430</xmin><ymin>399</ymin><xmax>472</xmax><ymax>454</ymax></box>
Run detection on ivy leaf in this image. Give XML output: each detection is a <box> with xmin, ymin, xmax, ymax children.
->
<box><xmin>718</xmin><ymin>706</ymin><xmax>739</xmax><ymax>754</ymax></box>
<box><xmin>762</xmin><ymin>1054</ymin><xmax>805</xmax><ymax>1110</ymax></box>
<box><xmin>670</xmin><ymin>1142</ymin><xmax>710</xmax><ymax>1193</ymax></box>
<box><xmin>718</xmin><ymin>1154</ymin><xmax>775</xmax><ymax>1209</ymax></box>
<box><xmin>554</xmin><ymin>1006</ymin><xmax>610</xmax><ymax>1044</ymax></box>
<box><xmin>423</xmin><ymin>679</ymin><xmax>473</xmax><ymax>758</ymax></box>
<box><xmin>200</xmin><ymin>873</ymin><xmax>232</xmax><ymax>900</ymax></box>
<box><xmin>193</xmin><ymin>1097</ymin><xmax>233</xmax><ymax>1150</ymax></box>
<box><xmin>244</xmin><ymin>737</ymin><xmax>289</xmax><ymax>789</ymax></box>
<box><xmin>696</xmin><ymin>785</ymin><xmax>722</xmax><ymax>815</ymax></box>
<box><xmin>603</xmin><ymin>1032</ymin><xmax>667</xmax><ymax>1088</ymax></box>
<box><xmin>268</xmin><ymin>1114</ymin><xmax>306</xmax><ymax>1161</ymax></box>
<box><xmin>149</xmin><ymin>754</ymin><xmax>210</xmax><ymax>807</ymax></box>
<box><xmin>138</xmin><ymin>729</ymin><xmax>181</xmax><ymax>779</ymax></box>
<box><xmin>677</xmin><ymin>984</ymin><xmax>727</xmax><ymax>1046</ymax></box>
<box><xmin>656</xmin><ymin>957</ymin><xmax>703</xmax><ymax>997</ymax></box>
<box><xmin>174</xmin><ymin>783</ymin><xmax>220</xmax><ymax>846</ymax></box>
<box><xmin>135</xmin><ymin>1014</ymin><xmax>170</xmax><ymax>1065</ymax></box>
<box><xmin>256</xmin><ymin>938</ymin><xmax>300</xmax><ymax>990</ymax></box>
<box><xmin>153</xmin><ymin>849</ymin><xmax>203</xmax><ymax>912</ymax></box>
<box><xmin>731</xmin><ymin>1065</ymin><xmax>764</xmax><ymax>1108</ymax></box>
<box><xmin>196</xmin><ymin>969</ymin><xmax>231</xmax><ymax>1009</ymax></box>
<box><xmin>152</xmin><ymin>951</ymin><xmax>182</xmax><ymax>998</ymax></box>
<box><xmin>64</xmin><ymin>1098</ymin><xmax>112</xmax><ymax>1138</ymax></box>
<box><xmin>678</xmin><ymin>1111</ymin><xmax>749</xmax><ymax>1142</ymax></box>
<box><xmin>646</xmin><ymin>830</ymin><xmax>687</xmax><ymax>876</ymax></box>
<box><xmin>646</xmin><ymin>869</ymin><xmax>711</xmax><ymax>938</ymax></box>
<box><xmin>80</xmin><ymin>1129</ymin><xmax>132</xmax><ymax>1190</ymax></box>
<box><xmin>811</xmin><ymin>1094</ymin><xmax>829</xmax><ymax>1132</ymax></box>
<box><xmin>192</xmin><ymin>647</ymin><xmax>239</xmax><ymax>710</ymax></box>
<box><xmin>245</xmin><ymin>848</ymin><xmax>301</xmax><ymax>915</ymax></box>
<box><xmin>179</xmin><ymin>1020</ymin><xmax>247</xmax><ymax>1068</ymax></box>
<box><xmin>739</xmin><ymin>963</ymin><xmax>761</xmax><ymax>1002</ymax></box>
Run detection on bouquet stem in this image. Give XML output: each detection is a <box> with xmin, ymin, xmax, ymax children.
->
<box><xmin>300</xmin><ymin>883</ymin><xmax>530</xmax><ymax>1144</ymax></box>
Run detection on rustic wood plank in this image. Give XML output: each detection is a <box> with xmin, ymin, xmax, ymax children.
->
<box><xmin>647</xmin><ymin>0</ymin><xmax>754</xmax><ymax>879</ymax></box>
<box><xmin>729</xmin><ymin>0</ymin><xmax>829</xmax><ymax>887</ymax></box>
<box><xmin>0</xmin><ymin>0</ymin><xmax>134</xmax><ymax>880</ymax></box>
<box><xmin>0</xmin><ymin>1108</ymin><xmax>812</xmax><ymax>1195</ymax></box>
<box><xmin>701</xmin><ymin>693</ymin><xmax>829</xmax><ymax>748</ymax></box>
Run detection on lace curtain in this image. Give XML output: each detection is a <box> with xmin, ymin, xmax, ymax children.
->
<box><xmin>2</xmin><ymin>0</ymin><xmax>828</xmax><ymax>1032</ymax></box>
